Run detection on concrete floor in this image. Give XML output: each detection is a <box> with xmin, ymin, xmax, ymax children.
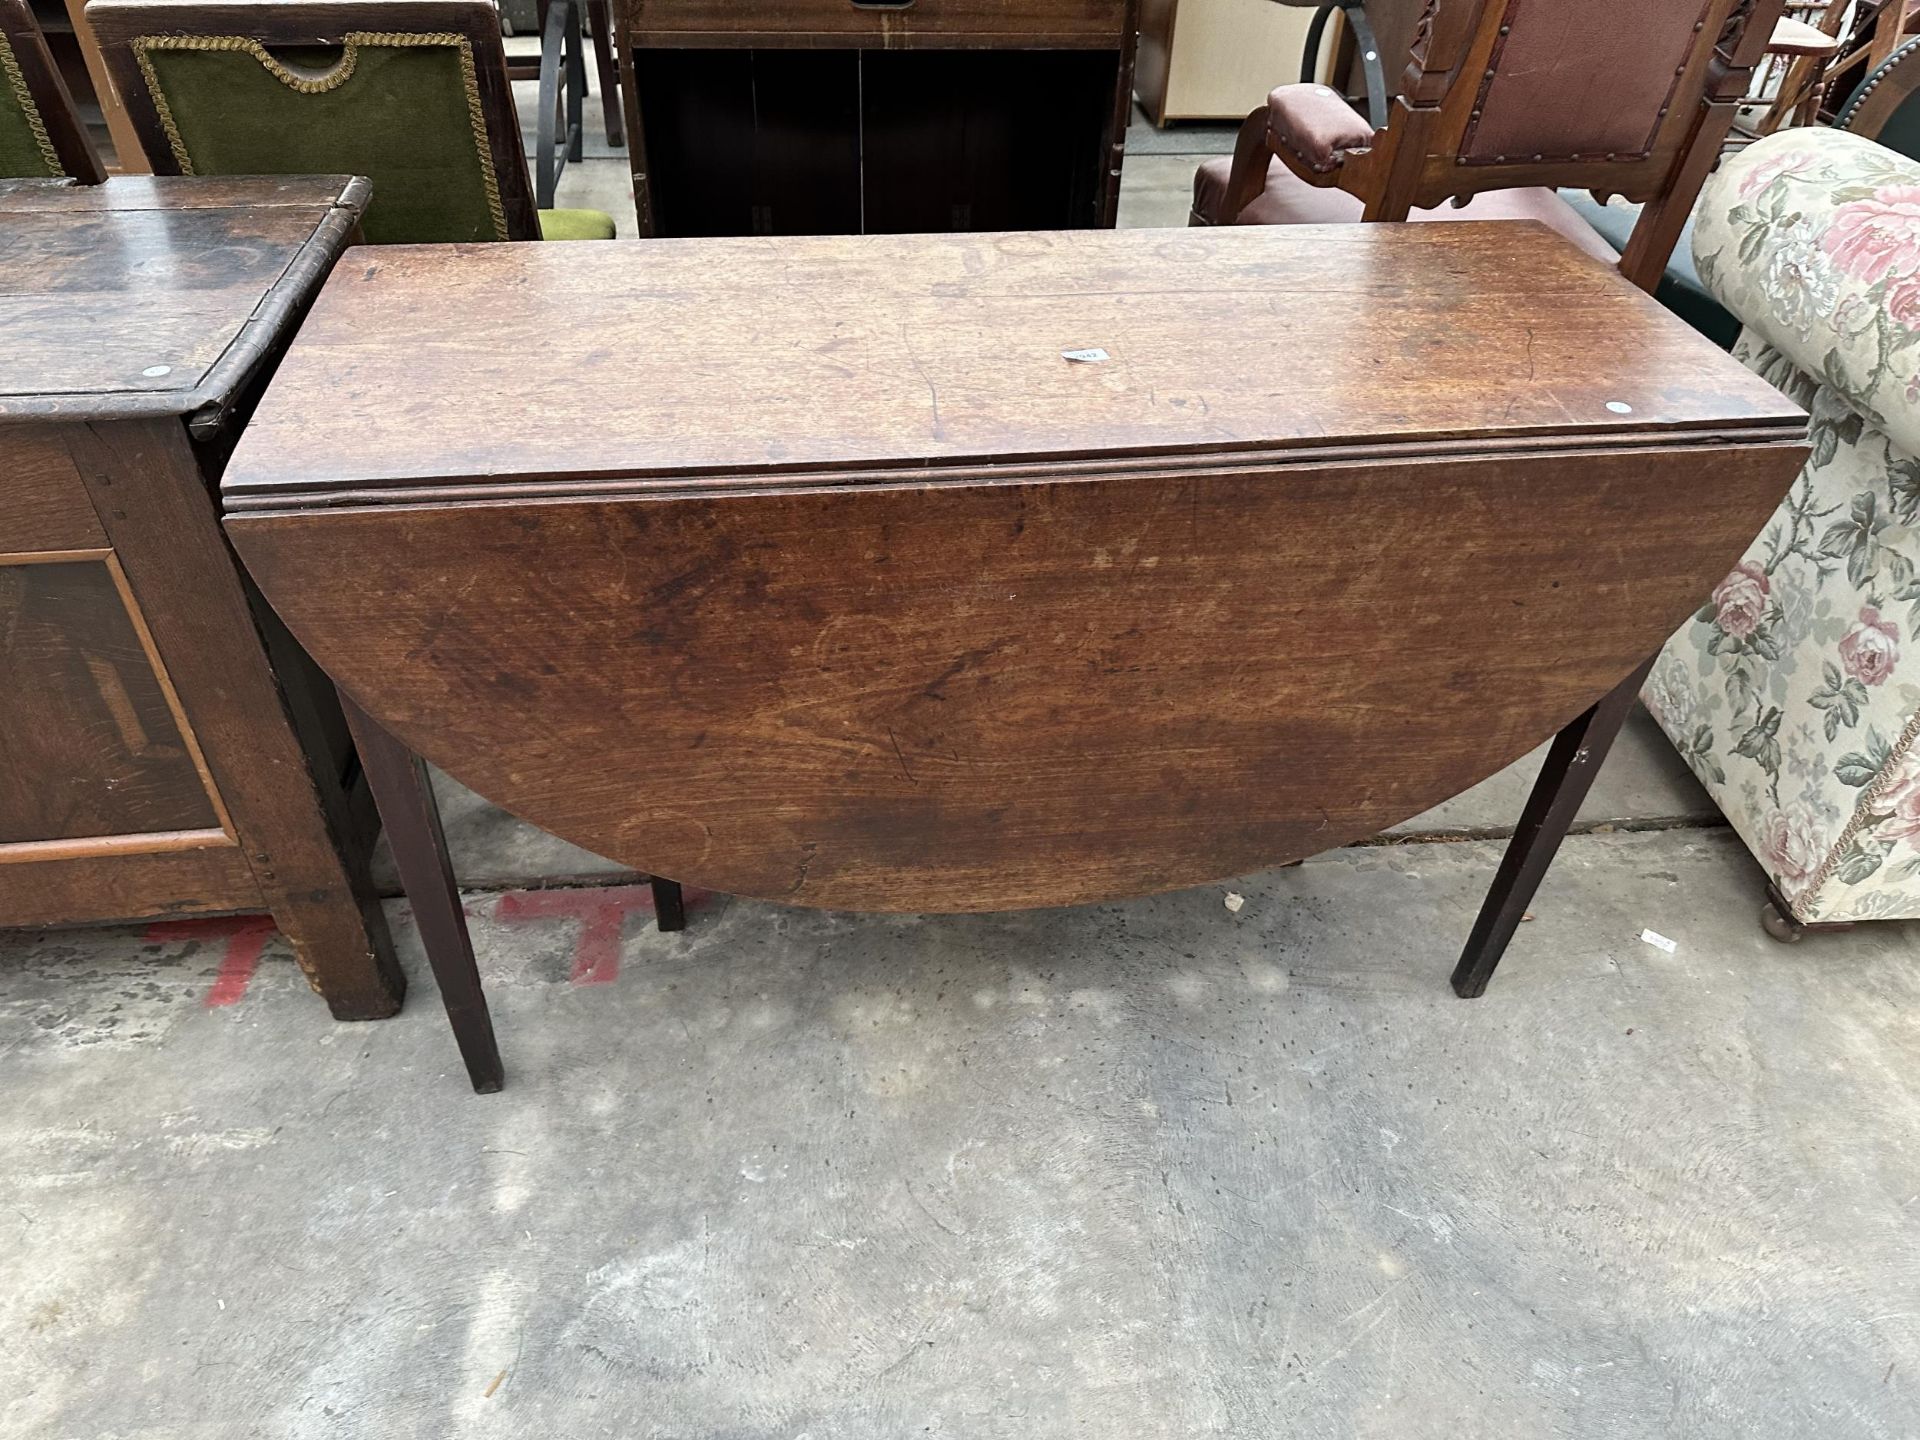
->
<box><xmin>6</xmin><ymin>90</ymin><xmax>1920</xmax><ymax>1440</ymax></box>
<box><xmin>9</xmin><ymin>829</ymin><xmax>1920</xmax><ymax>1437</ymax></box>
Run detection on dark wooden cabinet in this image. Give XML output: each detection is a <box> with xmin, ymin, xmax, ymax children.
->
<box><xmin>0</xmin><ymin>175</ymin><xmax>403</xmax><ymax>1020</ymax></box>
<box><xmin>616</xmin><ymin>0</ymin><xmax>1139</xmax><ymax>236</ymax></box>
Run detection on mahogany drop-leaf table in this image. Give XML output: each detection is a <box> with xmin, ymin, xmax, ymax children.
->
<box><xmin>219</xmin><ymin>223</ymin><xmax>1807</xmax><ymax>1091</ymax></box>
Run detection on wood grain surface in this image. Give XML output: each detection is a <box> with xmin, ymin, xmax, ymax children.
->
<box><xmin>0</xmin><ymin>840</ymin><xmax>261</xmax><ymax>925</ymax></box>
<box><xmin>224</xmin><ymin>219</ymin><xmax>1806</xmax><ymax>913</ymax></box>
<box><xmin>223</xmin><ymin>223</ymin><xmax>1802</xmax><ymax>503</ymax></box>
<box><xmin>0</xmin><ymin>175</ymin><xmax>366</xmax><ymax>426</ymax></box>
<box><xmin>5</xmin><ymin>430</ymin><xmax>105</xmax><ymax>552</ymax></box>
<box><xmin>0</xmin><ymin>558</ymin><xmax>219</xmax><ymax>843</ymax></box>
<box><xmin>229</xmin><ymin>443</ymin><xmax>1803</xmax><ymax>911</ymax></box>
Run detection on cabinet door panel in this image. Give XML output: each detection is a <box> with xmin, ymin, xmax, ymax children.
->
<box><xmin>860</xmin><ymin>49</ymin><xmax>1113</xmax><ymax>232</ymax></box>
<box><xmin>0</xmin><ymin>556</ymin><xmax>222</xmax><ymax>843</ymax></box>
<box><xmin>634</xmin><ymin>48</ymin><xmax>860</xmax><ymax>236</ymax></box>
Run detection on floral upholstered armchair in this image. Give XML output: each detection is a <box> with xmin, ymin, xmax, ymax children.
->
<box><xmin>1645</xmin><ymin>127</ymin><xmax>1920</xmax><ymax>936</ymax></box>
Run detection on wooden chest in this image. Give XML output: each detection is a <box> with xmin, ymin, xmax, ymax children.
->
<box><xmin>0</xmin><ymin>175</ymin><xmax>403</xmax><ymax>1019</ymax></box>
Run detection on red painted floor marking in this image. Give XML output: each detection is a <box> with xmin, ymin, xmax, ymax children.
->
<box><xmin>494</xmin><ymin>884</ymin><xmax>667</xmax><ymax>985</ymax></box>
<box><xmin>146</xmin><ymin>914</ymin><xmax>279</xmax><ymax>1008</ymax></box>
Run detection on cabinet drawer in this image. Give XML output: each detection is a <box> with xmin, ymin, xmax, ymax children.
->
<box><xmin>624</xmin><ymin>0</ymin><xmax>1131</xmax><ymax>48</ymax></box>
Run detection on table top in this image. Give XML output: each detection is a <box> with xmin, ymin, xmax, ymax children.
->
<box><xmin>224</xmin><ymin>221</ymin><xmax>1803</xmax><ymax>511</ymax></box>
<box><xmin>0</xmin><ymin>174</ymin><xmax>368</xmax><ymax>432</ymax></box>
<box><xmin>223</xmin><ymin>218</ymin><xmax>1809</xmax><ymax>914</ymax></box>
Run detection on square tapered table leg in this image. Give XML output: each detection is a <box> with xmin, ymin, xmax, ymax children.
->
<box><xmin>340</xmin><ymin>693</ymin><xmax>503</xmax><ymax>1092</ymax></box>
<box><xmin>1452</xmin><ymin>655</ymin><xmax>1659</xmax><ymax>999</ymax></box>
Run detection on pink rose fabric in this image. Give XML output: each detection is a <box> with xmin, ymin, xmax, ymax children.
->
<box><xmin>1762</xmin><ymin>806</ymin><xmax>1826</xmax><ymax>889</ymax></box>
<box><xmin>1711</xmin><ymin>562</ymin><xmax>1771</xmax><ymax>639</ymax></box>
<box><xmin>1839</xmin><ymin>606</ymin><xmax>1900</xmax><ymax>686</ymax></box>
<box><xmin>1875</xmin><ymin>752</ymin><xmax>1920</xmax><ymax>843</ymax></box>
<box><xmin>1822</xmin><ymin>186</ymin><xmax>1920</xmax><ymax>325</ymax></box>
<box><xmin>1738</xmin><ymin>149</ymin><xmax>1812</xmax><ymax>198</ymax></box>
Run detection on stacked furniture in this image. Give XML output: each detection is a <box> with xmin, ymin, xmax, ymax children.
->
<box><xmin>1805</xmin><ymin>0</ymin><xmax>1920</xmax><ymax>123</ymax></box>
<box><xmin>1645</xmin><ymin>127</ymin><xmax>1920</xmax><ymax>936</ymax></box>
<box><xmin>503</xmin><ymin>0</ymin><xmax>617</xmax><ymax>208</ymax></box>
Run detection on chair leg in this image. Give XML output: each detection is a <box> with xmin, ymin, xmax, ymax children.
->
<box><xmin>651</xmin><ymin>877</ymin><xmax>686</xmax><ymax>932</ymax></box>
<box><xmin>536</xmin><ymin>0</ymin><xmax>569</xmax><ymax>208</ymax></box>
<box><xmin>1450</xmin><ymin>655</ymin><xmax>1657</xmax><ymax>999</ymax></box>
<box><xmin>341</xmin><ymin>693</ymin><xmax>504</xmax><ymax>1093</ymax></box>
<box><xmin>588</xmin><ymin>0</ymin><xmax>623</xmax><ymax>147</ymax></box>
<box><xmin>566</xmin><ymin>0</ymin><xmax>586</xmax><ymax>163</ymax></box>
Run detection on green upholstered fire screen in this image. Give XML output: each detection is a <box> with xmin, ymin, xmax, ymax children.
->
<box><xmin>0</xmin><ymin>30</ymin><xmax>63</xmax><ymax>177</ymax></box>
<box><xmin>130</xmin><ymin>33</ymin><xmax>508</xmax><ymax>242</ymax></box>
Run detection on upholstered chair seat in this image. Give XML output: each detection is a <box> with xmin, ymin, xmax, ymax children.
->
<box><xmin>537</xmin><ymin>207</ymin><xmax>617</xmax><ymax>240</ymax></box>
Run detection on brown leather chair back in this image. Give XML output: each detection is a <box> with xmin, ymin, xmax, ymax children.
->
<box><xmin>1459</xmin><ymin>0</ymin><xmax>1717</xmax><ymax>166</ymax></box>
<box><xmin>1390</xmin><ymin>0</ymin><xmax>1784</xmax><ymax>209</ymax></box>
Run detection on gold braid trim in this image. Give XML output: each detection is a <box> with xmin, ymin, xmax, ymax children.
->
<box><xmin>0</xmin><ymin>29</ymin><xmax>63</xmax><ymax>178</ymax></box>
<box><xmin>130</xmin><ymin>32</ymin><xmax>508</xmax><ymax>240</ymax></box>
<box><xmin>1793</xmin><ymin>706</ymin><xmax>1920</xmax><ymax>920</ymax></box>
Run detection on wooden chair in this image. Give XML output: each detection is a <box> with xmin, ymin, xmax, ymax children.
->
<box><xmin>1193</xmin><ymin>0</ymin><xmax>1788</xmax><ymax>292</ymax></box>
<box><xmin>0</xmin><ymin>0</ymin><xmax>106</xmax><ymax>180</ymax></box>
<box><xmin>1755</xmin><ymin>5</ymin><xmax>1849</xmax><ymax>134</ymax></box>
<box><xmin>86</xmin><ymin>0</ymin><xmax>616</xmax><ymax>241</ymax></box>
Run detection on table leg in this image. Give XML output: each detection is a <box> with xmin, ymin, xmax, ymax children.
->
<box><xmin>651</xmin><ymin>876</ymin><xmax>685</xmax><ymax>931</ymax></box>
<box><xmin>340</xmin><ymin>693</ymin><xmax>504</xmax><ymax>1093</ymax></box>
<box><xmin>1450</xmin><ymin>655</ymin><xmax>1657</xmax><ymax>999</ymax></box>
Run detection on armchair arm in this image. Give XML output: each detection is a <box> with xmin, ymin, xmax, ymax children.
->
<box><xmin>1694</xmin><ymin>128</ymin><xmax>1920</xmax><ymax>456</ymax></box>
<box><xmin>1267</xmin><ymin>83</ymin><xmax>1377</xmax><ymax>178</ymax></box>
